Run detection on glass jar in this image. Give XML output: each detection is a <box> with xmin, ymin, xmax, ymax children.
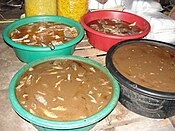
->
<box><xmin>25</xmin><ymin>0</ymin><xmax>57</xmax><ymax>17</ymax></box>
<box><xmin>57</xmin><ymin>0</ymin><xmax>88</xmax><ymax>22</ymax></box>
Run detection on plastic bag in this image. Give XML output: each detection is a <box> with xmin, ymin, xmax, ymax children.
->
<box><xmin>58</xmin><ymin>0</ymin><xmax>88</xmax><ymax>22</ymax></box>
<box><xmin>25</xmin><ymin>0</ymin><xmax>57</xmax><ymax>17</ymax></box>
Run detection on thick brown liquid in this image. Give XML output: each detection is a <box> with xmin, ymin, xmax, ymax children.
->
<box><xmin>88</xmin><ymin>19</ymin><xmax>142</xmax><ymax>36</ymax></box>
<box><xmin>112</xmin><ymin>42</ymin><xmax>175</xmax><ymax>92</ymax></box>
<box><xmin>16</xmin><ymin>59</ymin><xmax>112</xmax><ymax>121</ymax></box>
<box><xmin>10</xmin><ymin>22</ymin><xmax>78</xmax><ymax>48</ymax></box>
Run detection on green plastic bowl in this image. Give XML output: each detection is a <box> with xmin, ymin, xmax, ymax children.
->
<box><xmin>8</xmin><ymin>55</ymin><xmax>120</xmax><ymax>131</ymax></box>
<box><xmin>2</xmin><ymin>15</ymin><xmax>85</xmax><ymax>63</ymax></box>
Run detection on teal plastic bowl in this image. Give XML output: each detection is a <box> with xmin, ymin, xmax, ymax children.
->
<box><xmin>2</xmin><ymin>15</ymin><xmax>85</xmax><ymax>63</ymax></box>
<box><xmin>8</xmin><ymin>55</ymin><xmax>120</xmax><ymax>131</ymax></box>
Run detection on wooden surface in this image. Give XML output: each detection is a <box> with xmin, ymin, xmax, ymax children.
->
<box><xmin>0</xmin><ymin>23</ymin><xmax>175</xmax><ymax>131</ymax></box>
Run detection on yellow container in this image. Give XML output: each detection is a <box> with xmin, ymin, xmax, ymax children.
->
<box><xmin>57</xmin><ymin>0</ymin><xmax>88</xmax><ymax>22</ymax></box>
<box><xmin>25</xmin><ymin>0</ymin><xmax>57</xmax><ymax>17</ymax></box>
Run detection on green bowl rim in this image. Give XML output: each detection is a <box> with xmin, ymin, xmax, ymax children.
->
<box><xmin>2</xmin><ymin>15</ymin><xmax>85</xmax><ymax>51</ymax></box>
<box><xmin>8</xmin><ymin>55</ymin><xmax>120</xmax><ymax>130</ymax></box>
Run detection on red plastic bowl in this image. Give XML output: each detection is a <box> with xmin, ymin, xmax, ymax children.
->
<box><xmin>80</xmin><ymin>10</ymin><xmax>151</xmax><ymax>52</ymax></box>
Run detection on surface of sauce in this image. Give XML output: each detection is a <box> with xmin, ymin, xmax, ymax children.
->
<box><xmin>10</xmin><ymin>22</ymin><xmax>78</xmax><ymax>48</ymax></box>
<box><xmin>88</xmin><ymin>19</ymin><xmax>142</xmax><ymax>36</ymax></box>
<box><xmin>16</xmin><ymin>59</ymin><xmax>112</xmax><ymax>121</ymax></box>
<box><xmin>112</xmin><ymin>42</ymin><xmax>175</xmax><ymax>92</ymax></box>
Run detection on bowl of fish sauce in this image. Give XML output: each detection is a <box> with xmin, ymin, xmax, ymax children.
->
<box><xmin>106</xmin><ymin>39</ymin><xmax>175</xmax><ymax>119</ymax></box>
<box><xmin>80</xmin><ymin>10</ymin><xmax>151</xmax><ymax>52</ymax></box>
<box><xmin>2</xmin><ymin>15</ymin><xmax>85</xmax><ymax>63</ymax></box>
<box><xmin>8</xmin><ymin>55</ymin><xmax>120</xmax><ymax>131</ymax></box>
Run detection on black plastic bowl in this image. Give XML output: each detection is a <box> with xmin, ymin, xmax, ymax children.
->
<box><xmin>106</xmin><ymin>39</ymin><xmax>175</xmax><ymax>119</ymax></box>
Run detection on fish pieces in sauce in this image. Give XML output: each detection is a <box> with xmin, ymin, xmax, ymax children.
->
<box><xmin>15</xmin><ymin>59</ymin><xmax>113</xmax><ymax>121</ymax></box>
<box><xmin>88</xmin><ymin>19</ymin><xmax>142</xmax><ymax>36</ymax></box>
<box><xmin>10</xmin><ymin>22</ymin><xmax>78</xmax><ymax>47</ymax></box>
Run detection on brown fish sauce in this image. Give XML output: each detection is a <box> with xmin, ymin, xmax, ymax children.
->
<box><xmin>16</xmin><ymin>59</ymin><xmax>113</xmax><ymax>121</ymax></box>
<box><xmin>10</xmin><ymin>22</ymin><xmax>78</xmax><ymax>48</ymax></box>
<box><xmin>88</xmin><ymin>18</ymin><xmax>143</xmax><ymax>36</ymax></box>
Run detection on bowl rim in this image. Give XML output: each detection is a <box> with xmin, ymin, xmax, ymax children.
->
<box><xmin>8</xmin><ymin>55</ymin><xmax>120</xmax><ymax>129</ymax></box>
<box><xmin>106</xmin><ymin>39</ymin><xmax>175</xmax><ymax>99</ymax></box>
<box><xmin>2</xmin><ymin>15</ymin><xmax>85</xmax><ymax>51</ymax></box>
<box><xmin>80</xmin><ymin>10</ymin><xmax>151</xmax><ymax>39</ymax></box>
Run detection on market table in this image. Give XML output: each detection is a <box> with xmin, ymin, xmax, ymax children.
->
<box><xmin>0</xmin><ymin>23</ymin><xmax>175</xmax><ymax>131</ymax></box>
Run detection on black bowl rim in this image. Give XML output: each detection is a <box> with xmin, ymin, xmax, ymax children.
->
<box><xmin>106</xmin><ymin>39</ymin><xmax>175</xmax><ymax>99</ymax></box>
